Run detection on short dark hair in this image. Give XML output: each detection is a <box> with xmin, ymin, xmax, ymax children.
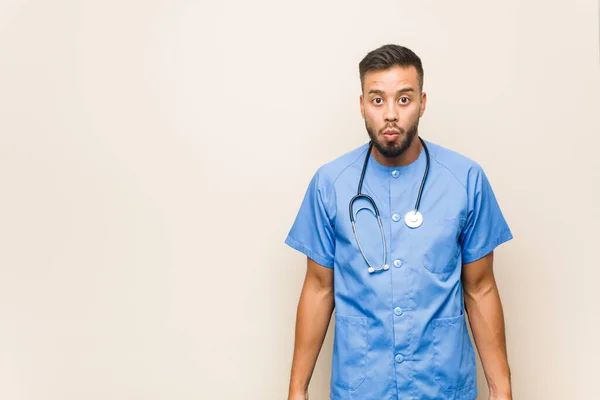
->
<box><xmin>359</xmin><ymin>44</ymin><xmax>424</xmax><ymax>93</ymax></box>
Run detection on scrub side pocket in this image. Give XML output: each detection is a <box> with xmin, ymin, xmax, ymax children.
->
<box><xmin>331</xmin><ymin>314</ymin><xmax>368</xmax><ymax>391</ymax></box>
<box><xmin>431</xmin><ymin>311</ymin><xmax>476</xmax><ymax>391</ymax></box>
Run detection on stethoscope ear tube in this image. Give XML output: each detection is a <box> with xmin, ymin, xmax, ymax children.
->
<box><xmin>349</xmin><ymin>141</ymin><xmax>387</xmax><ymax>272</ymax></box>
<box><xmin>412</xmin><ymin>138</ymin><xmax>430</xmax><ymax>213</ymax></box>
<box><xmin>350</xmin><ymin>210</ymin><xmax>388</xmax><ymax>274</ymax></box>
<box><xmin>348</xmin><ymin>193</ymin><xmax>380</xmax><ymax>222</ymax></box>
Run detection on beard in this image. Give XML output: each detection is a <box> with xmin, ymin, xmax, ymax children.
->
<box><xmin>365</xmin><ymin>118</ymin><xmax>419</xmax><ymax>158</ymax></box>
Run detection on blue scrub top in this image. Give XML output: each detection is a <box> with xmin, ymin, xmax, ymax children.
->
<box><xmin>285</xmin><ymin>139</ymin><xmax>513</xmax><ymax>400</ymax></box>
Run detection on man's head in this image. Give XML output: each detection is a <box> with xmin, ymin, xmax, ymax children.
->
<box><xmin>359</xmin><ymin>45</ymin><xmax>427</xmax><ymax>160</ymax></box>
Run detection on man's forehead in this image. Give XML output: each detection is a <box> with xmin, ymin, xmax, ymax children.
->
<box><xmin>363</xmin><ymin>67</ymin><xmax>418</xmax><ymax>91</ymax></box>
<box><xmin>367</xmin><ymin>78</ymin><xmax>413</xmax><ymax>86</ymax></box>
<box><xmin>365</xmin><ymin>79</ymin><xmax>416</xmax><ymax>93</ymax></box>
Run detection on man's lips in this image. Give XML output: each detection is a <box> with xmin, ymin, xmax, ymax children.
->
<box><xmin>382</xmin><ymin>130</ymin><xmax>400</xmax><ymax>138</ymax></box>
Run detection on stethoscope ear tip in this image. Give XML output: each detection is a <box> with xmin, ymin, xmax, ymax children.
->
<box><xmin>383</xmin><ymin>264</ymin><xmax>389</xmax><ymax>270</ymax></box>
<box><xmin>368</xmin><ymin>267</ymin><xmax>375</xmax><ymax>273</ymax></box>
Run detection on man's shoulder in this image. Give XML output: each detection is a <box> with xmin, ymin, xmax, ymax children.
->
<box><xmin>313</xmin><ymin>142</ymin><xmax>369</xmax><ymax>188</ymax></box>
<box><xmin>425</xmin><ymin>139</ymin><xmax>484</xmax><ymax>188</ymax></box>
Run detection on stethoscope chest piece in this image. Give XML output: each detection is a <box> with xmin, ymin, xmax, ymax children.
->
<box><xmin>404</xmin><ymin>210</ymin><xmax>423</xmax><ymax>229</ymax></box>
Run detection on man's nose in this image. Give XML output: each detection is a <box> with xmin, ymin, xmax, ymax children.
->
<box><xmin>384</xmin><ymin>104</ymin><xmax>398</xmax><ymax>122</ymax></box>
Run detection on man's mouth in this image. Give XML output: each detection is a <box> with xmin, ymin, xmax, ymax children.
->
<box><xmin>382</xmin><ymin>130</ymin><xmax>400</xmax><ymax>139</ymax></box>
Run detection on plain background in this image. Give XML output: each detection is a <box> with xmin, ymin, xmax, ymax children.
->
<box><xmin>1</xmin><ymin>1</ymin><xmax>599</xmax><ymax>399</ymax></box>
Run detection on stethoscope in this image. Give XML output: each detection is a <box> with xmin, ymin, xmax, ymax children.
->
<box><xmin>349</xmin><ymin>137</ymin><xmax>430</xmax><ymax>274</ymax></box>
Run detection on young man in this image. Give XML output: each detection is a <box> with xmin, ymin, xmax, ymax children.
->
<box><xmin>284</xmin><ymin>45</ymin><xmax>513</xmax><ymax>400</ymax></box>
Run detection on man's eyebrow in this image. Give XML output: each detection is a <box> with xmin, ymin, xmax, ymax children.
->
<box><xmin>367</xmin><ymin>89</ymin><xmax>386</xmax><ymax>96</ymax></box>
<box><xmin>367</xmin><ymin>88</ymin><xmax>415</xmax><ymax>96</ymax></box>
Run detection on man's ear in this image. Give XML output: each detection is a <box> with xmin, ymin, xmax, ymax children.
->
<box><xmin>360</xmin><ymin>94</ymin><xmax>365</xmax><ymax>119</ymax></box>
<box><xmin>419</xmin><ymin>91</ymin><xmax>427</xmax><ymax>118</ymax></box>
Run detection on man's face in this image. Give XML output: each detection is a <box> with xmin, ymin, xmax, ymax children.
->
<box><xmin>360</xmin><ymin>66</ymin><xmax>427</xmax><ymax>158</ymax></box>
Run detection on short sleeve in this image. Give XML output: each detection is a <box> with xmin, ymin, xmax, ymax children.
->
<box><xmin>460</xmin><ymin>165</ymin><xmax>513</xmax><ymax>264</ymax></box>
<box><xmin>284</xmin><ymin>169</ymin><xmax>336</xmax><ymax>268</ymax></box>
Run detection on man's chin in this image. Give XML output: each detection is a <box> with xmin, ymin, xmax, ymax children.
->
<box><xmin>377</xmin><ymin>143</ymin><xmax>404</xmax><ymax>158</ymax></box>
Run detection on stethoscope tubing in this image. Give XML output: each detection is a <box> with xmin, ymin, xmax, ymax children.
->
<box><xmin>349</xmin><ymin>137</ymin><xmax>430</xmax><ymax>273</ymax></box>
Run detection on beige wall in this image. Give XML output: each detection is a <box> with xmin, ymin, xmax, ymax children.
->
<box><xmin>1</xmin><ymin>1</ymin><xmax>598</xmax><ymax>399</ymax></box>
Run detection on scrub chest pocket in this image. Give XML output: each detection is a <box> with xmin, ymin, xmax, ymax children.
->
<box><xmin>332</xmin><ymin>314</ymin><xmax>368</xmax><ymax>391</ymax></box>
<box><xmin>412</xmin><ymin>217</ymin><xmax>465</xmax><ymax>274</ymax></box>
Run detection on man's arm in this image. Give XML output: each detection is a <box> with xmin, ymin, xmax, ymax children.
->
<box><xmin>462</xmin><ymin>251</ymin><xmax>512</xmax><ymax>399</ymax></box>
<box><xmin>288</xmin><ymin>257</ymin><xmax>335</xmax><ymax>400</ymax></box>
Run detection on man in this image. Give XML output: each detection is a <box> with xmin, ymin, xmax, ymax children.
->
<box><xmin>284</xmin><ymin>44</ymin><xmax>513</xmax><ymax>400</ymax></box>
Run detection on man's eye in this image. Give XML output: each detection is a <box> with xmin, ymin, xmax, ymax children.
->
<box><xmin>400</xmin><ymin>97</ymin><xmax>410</xmax><ymax>104</ymax></box>
<box><xmin>373</xmin><ymin>98</ymin><xmax>383</xmax><ymax>105</ymax></box>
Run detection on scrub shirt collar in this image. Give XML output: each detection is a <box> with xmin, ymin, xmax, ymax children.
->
<box><xmin>366</xmin><ymin>138</ymin><xmax>429</xmax><ymax>180</ymax></box>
